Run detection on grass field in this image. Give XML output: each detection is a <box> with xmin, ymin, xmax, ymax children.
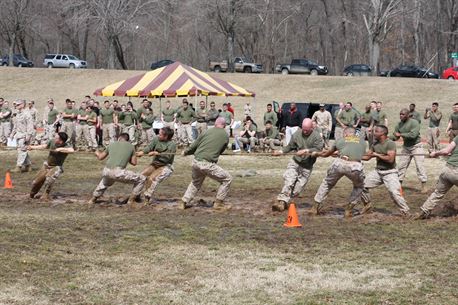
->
<box><xmin>1</xmin><ymin>68</ymin><xmax>458</xmax><ymax>304</ymax></box>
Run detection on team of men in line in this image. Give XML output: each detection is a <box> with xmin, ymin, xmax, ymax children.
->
<box><xmin>2</xmin><ymin>97</ymin><xmax>458</xmax><ymax>220</ymax></box>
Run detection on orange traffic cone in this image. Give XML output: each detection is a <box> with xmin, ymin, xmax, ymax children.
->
<box><xmin>283</xmin><ymin>202</ymin><xmax>302</xmax><ymax>228</ymax></box>
<box><xmin>4</xmin><ymin>171</ymin><xmax>13</xmax><ymax>189</ymax></box>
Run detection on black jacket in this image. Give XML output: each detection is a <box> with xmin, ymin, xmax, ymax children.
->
<box><xmin>282</xmin><ymin>109</ymin><xmax>302</xmax><ymax>128</ymax></box>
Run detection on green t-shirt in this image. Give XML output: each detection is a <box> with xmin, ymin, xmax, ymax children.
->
<box><xmin>449</xmin><ymin>112</ymin><xmax>458</xmax><ymax>130</ymax></box>
<box><xmin>428</xmin><ymin>111</ymin><xmax>442</xmax><ymax>128</ymax></box>
<box><xmin>100</xmin><ymin>108</ymin><xmax>114</xmax><ymax>124</ymax></box>
<box><xmin>240</xmin><ymin>123</ymin><xmax>257</xmax><ymax>138</ymax></box>
<box><xmin>409</xmin><ymin>111</ymin><xmax>422</xmax><ymax>123</ymax></box>
<box><xmin>207</xmin><ymin>109</ymin><xmax>220</xmax><ymax>126</ymax></box>
<box><xmin>184</xmin><ymin>127</ymin><xmax>228</xmax><ymax>163</ymax></box>
<box><xmin>47</xmin><ymin>109</ymin><xmax>59</xmax><ymax>124</ymax></box>
<box><xmin>447</xmin><ymin>136</ymin><xmax>458</xmax><ymax>167</ymax></box>
<box><xmin>162</xmin><ymin>108</ymin><xmax>176</xmax><ymax>122</ymax></box>
<box><xmin>105</xmin><ymin>141</ymin><xmax>135</xmax><ymax>169</ymax></box>
<box><xmin>372</xmin><ymin>139</ymin><xmax>396</xmax><ymax>170</ymax></box>
<box><xmin>120</xmin><ymin>111</ymin><xmax>138</xmax><ymax>126</ymax></box>
<box><xmin>219</xmin><ymin>111</ymin><xmax>232</xmax><ymax>125</ymax></box>
<box><xmin>195</xmin><ymin>108</ymin><xmax>208</xmax><ymax>123</ymax></box>
<box><xmin>176</xmin><ymin>108</ymin><xmax>195</xmax><ymax>124</ymax></box>
<box><xmin>87</xmin><ymin>111</ymin><xmax>97</xmax><ymax>126</ymax></box>
<box><xmin>392</xmin><ymin>118</ymin><xmax>421</xmax><ymax>147</ymax></box>
<box><xmin>283</xmin><ymin>129</ymin><xmax>324</xmax><ymax>169</ymax></box>
<box><xmin>263</xmin><ymin>111</ymin><xmax>278</xmax><ymax>126</ymax></box>
<box><xmin>78</xmin><ymin>109</ymin><xmax>88</xmax><ymax>125</ymax></box>
<box><xmin>46</xmin><ymin>140</ymin><xmax>70</xmax><ymax>166</ymax></box>
<box><xmin>372</xmin><ymin>110</ymin><xmax>388</xmax><ymax>125</ymax></box>
<box><xmin>138</xmin><ymin>107</ymin><xmax>155</xmax><ymax>129</ymax></box>
<box><xmin>338</xmin><ymin>109</ymin><xmax>359</xmax><ymax>127</ymax></box>
<box><xmin>265</xmin><ymin>126</ymin><xmax>279</xmax><ymax>139</ymax></box>
<box><xmin>62</xmin><ymin>108</ymin><xmax>76</xmax><ymax>122</ymax></box>
<box><xmin>334</xmin><ymin>135</ymin><xmax>366</xmax><ymax>161</ymax></box>
<box><xmin>0</xmin><ymin>107</ymin><xmax>12</xmax><ymax>122</ymax></box>
<box><xmin>359</xmin><ymin>112</ymin><xmax>373</xmax><ymax>127</ymax></box>
<box><xmin>143</xmin><ymin>137</ymin><xmax>177</xmax><ymax>166</ymax></box>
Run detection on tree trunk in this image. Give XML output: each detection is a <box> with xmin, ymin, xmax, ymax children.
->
<box><xmin>369</xmin><ymin>38</ymin><xmax>380</xmax><ymax>75</ymax></box>
<box><xmin>113</xmin><ymin>35</ymin><xmax>127</xmax><ymax>70</ymax></box>
<box><xmin>107</xmin><ymin>36</ymin><xmax>115</xmax><ymax>69</ymax></box>
<box><xmin>8</xmin><ymin>32</ymin><xmax>16</xmax><ymax>66</ymax></box>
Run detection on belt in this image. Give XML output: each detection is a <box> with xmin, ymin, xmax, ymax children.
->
<box><xmin>197</xmin><ymin>120</ymin><xmax>206</xmax><ymax>123</ymax></box>
<box><xmin>339</xmin><ymin>156</ymin><xmax>360</xmax><ymax>162</ymax></box>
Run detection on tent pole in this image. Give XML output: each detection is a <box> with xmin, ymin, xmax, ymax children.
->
<box><xmin>205</xmin><ymin>96</ymin><xmax>208</xmax><ymax>108</ymax></box>
<box><xmin>159</xmin><ymin>97</ymin><xmax>162</xmax><ymax>115</ymax></box>
<box><xmin>253</xmin><ymin>96</ymin><xmax>256</xmax><ymax>121</ymax></box>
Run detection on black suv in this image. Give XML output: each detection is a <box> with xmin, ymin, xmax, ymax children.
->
<box><xmin>343</xmin><ymin>64</ymin><xmax>372</xmax><ymax>76</ymax></box>
<box><xmin>1</xmin><ymin>54</ymin><xmax>34</xmax><ymax>67</ymax></box>
<box><xmin>386</xmin><ymin>65</ymin><xmax>439</xmax><ymax>78</ymax></box>
<box><xmin>276</xmin><ymin>59</ymin><xmax>328</xmax><ymax>75</ymax></box>
<box><xmin>150</xmin><ymin>59</ymin><xmax>174</xmax><ymax>70</ymax></box>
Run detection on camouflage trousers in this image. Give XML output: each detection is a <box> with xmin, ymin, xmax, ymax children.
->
<box><xmin>314</xmin><ymin>158</ymin><xmax>365</xmax><ymax>205</ymax></box>
<box><xmin>448</xmin><ymin>129</ymin><xmax>458</xmax><ymax>143</ymax></box>
<box><xmin>334</xmin><ymin>126</ymin><xmax>344</xmax><ymax>142</ymax></box>
<box><xmin>93</xmin><ymin>167</ymin><xmax>146</xmax><ymax>198</ymax></box>
<box><xmin>361</xmin><ymin>168</ymin><xmax>410</xmax><ymax>213</ymax></box>
<box><xmin>140</xmin><ymin>127</ymin><xmax>155</xmax><ymax>146</ymax></box>
<box><xmin>397</xmin><ymin>143</ymin><xmax>427</xmax><ymax>183</ymax></box>
<box><xmin>122</xmin><ymin>125</ymin><xmax>137</xmax><ymax>146</ymax></box>
<box><xmin>0</xmin><ymin>122</ymin><xmax>11</xmax><ymax>144</ymax></box>
<box><xmin>420</xmin><ymin>165</ymin><xmax>458</xmax><ymax>215</ymax></box>
<box><xmin>141</xmin><ymin>164</ymin><xmax>174</xmax><ymax>198</ymax></box>
<box><xmin>31</xmin><ymin>162</ymin><xmax>64</xmax><ymax>195</ymax></box>
<box><xmin>15</xmin><ymin>136</ymin><xmax>31</xmax><ymax>167</ymax></box>
<box><xmin>102</xmin><ymin>123</ymin><xmax>117</xmax><ymax>145</ymax></box>
<box><xmin>321</xmin><ymin>129</ymin><xmax>331</xmax><ymax>148</ymax></box>
<box><xmin>44</xmin><ymin>124</ymin><xmax>56</xmax><ymax>142</ymax></box>
<box><xmin>277</xmin><ymin>160</ymin><xmax>312</xmax><ymax>203</ymax></box>
<box><xmin>196</xmin><ymin>122</ymin><xmax>207</xmax><ymax>136</ymax></box>
<box><xmin>177</xmin><ymin>123</ymin><xmax>193</xmax><ymax>146</ymax></box>
<box><xmin>260</xmin><ymin>138</ymin><xmax>282</xmax><ymax>150</ymax></box>
<box><xmin>76</xmin><ymin>124</ymin><xmax>97</xmax><ymax>149</ymax></box>
<box><xmin>182</xmin><ymin>159</ymin><xmax>232</xmax><ymax>203</ymax></box>
<box><xmin>359</xmin><ymin>126</ymin><xmax>373</xmax><ymax>144</ymax></box>
<box><xmin>61</xmin><ymin>121</ymin><xmax>75</xmax><ymax>146</ymax></box>
<box><xmin>427</xmin><ymin>127</ymin><xmax>440</xmax><ymax>152</ymax></box>
<box><xmin>235</xmin><ymin>136</ymin><xmax>258</xmax><ymax>150</ymax></box>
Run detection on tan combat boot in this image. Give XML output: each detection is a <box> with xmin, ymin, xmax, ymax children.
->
<box><xmin>127</xmin><ymin>195</ymin><xmax>137</xmax><ymax>209</ymax></box>
<box><xmin>360</xmin><ymin>202</ymin><xmax>373</xmax><ymax>215</ymax></box>
<box><xmin>87</xmin><ymin>196</ymin><xmax>98</xmax><ymax>205</ymax></box>
<box><xmin>344</xmin><ymin>204</ymin><xmax>355</xmax><ymax>218</ymax></box>
<box><xmin>308</xmin><ymin>202</ymin><xmax>322</xmax><ymax>216</ymax></box>
<box><xmin>178</xmin><ymin>200</ymin><xmax>189</xmax><ymax>210</ymax></box>
<box><xmin>413</xmin><ymin>210</ymin><xmax>429</xmax><ymax>220</ymax></box>
<box><xmin>10</xmin><ymin>166</ymin><xmax>23</xmax><ymax>173</ymax></box>
<box><xmin>41</xmin><ymin>192</ymin><xmax>51</xmax><ymax>202</ymax></box>
<box><xmin>272</xmin><ymin>200</ymin><xmax>287</xmax><ymax>212</ymax></box>
<box><xmin>213</xmin><ymin>199</ymin><xmax>231</xmax><ymax>211</ymax></box>
<box><xmin>421</xmin><ymin>182</ymin><xmax>428</xmax><ymax>194</ymax></box>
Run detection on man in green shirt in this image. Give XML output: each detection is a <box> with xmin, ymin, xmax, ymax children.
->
<box><xmin>175</xmin><ymin>99</ymin><xmax>196</xmax><ymax>147</ymax></box>
<box><xmin>28</xmin><ymin>132</ymin><xmax>74</xmax><ymax>201</ymax></box>
<box><xmin>88</xmin><ymin>133</ymin><xmax>146</xmax><ymax>208</ymax></box>
<box><xmin>408</xmin><ymin>103</ymin><xmax>422</xmax><ymax>123</ymax></box>
<box><xmin>313</xmin><ymin>127</ymin><xmax>366</xmax><ymax>218</ymax></box>
<box><xmin>233</xmin><ymin>118</ymin><xmax>258</xmax><ymax>153</ymax></box>
<box><xmin>181</xmin><ymin>117</ymin><xmax>232</xmax><ymax>210</ymax></box>
<box><xmin>10</xmin><ymin>100</ymin><xmax>35</xmax><ymax>173</ymax></box>
<box><xmin>119</xmin><ymin>102</ymin><xmax>138</xmax><ymax>146</ymax></box>
<box><xmin>100</xmin><ymin>100</ymin><xmax>117</xmax><ymax>146</ymax></box>
<box><xmin>136</xmin><ymin>127</ymin><xmax>176</xmax><ymax>205</ymax></box>
<box><xmin>333</xmin><ymin>102</ymin><xmax>345</xmax><ymax>141</ymax></box>
<box><xmin>260</xmin><ymin>120</ymin><xmax>281</xmax><ymax>150</ymax></box>
<box><xmin>206</xmin><ymin>101</ymin><xmax>220</xmax><ymax>128</ymax></box>
<box><xmin>137</xmin><ymin>99</ymin><xmax>156</xmax><ymax>146</ymax></box>
<box><xmin>0</xmin><ymin>100</ymin><xmax>12</xmax><ymax>146</ymax></box>
<box><xmin>60</xmin><ymin>99</ymin><xmax>77</xmax><ymax>148</ymax></box>
<box><xmin>360</xmin><ymin>125</ymin><xmax>410</xmax><ymax>216</ymax></box>
<box><xmin>195</xmin><ymin>100</ymin><xmax>208</xmax><ymax>136</ymax></box>
<box><xmin>263</xmin><ymin>104</ymin><xmax>278</xmax><ymax>127</ymax></box>
<box><xmin>272</xmin><ymin>118</ymin><xmax>324</xmax><ymax>212</ymax></box>
<box><xmin>391</xmin><ymin>108</ymin><xmax>428</xmax><ymax>193</ymax></box>
<box><xmin>359</xmin><ymin>104</ymin><xmax>374</xmax><ymax>144</ymax></box>
<box><xmin>423</xmin><ymin>102</ymin><xmax>442</xmax><ymax>152</ymax></box>
<box><xmin>414</xmin><ymin>134</ymin><xmax>458</xmax><ymax>219</ymax></box>
<box><xmin>219</xmin><ymin>103</ymin><xmax>234</xmax><ymax>136</ymax></box>
<box><xmin>45</xmin><ymin>101</ymin><xmax>60</xmax><ymax>142</ymax></box>
<box><xmin>161</xmin><ymin>100</ymin><xmax>176</xmax><ymax>130</ymax></box>
<box><xmin>76</xmin><ymin>106</ymin><xmax>97</xmax><ymax>151</ymax></box>
<box><xmin>372</xmin><ymin>101</ymin><xmax>388</xmax><ymax>126</ymax></box>
<box><xmin>445</xmin><ymin>102</ymin><xmax>458</xmax><ymax>143</ymax></box>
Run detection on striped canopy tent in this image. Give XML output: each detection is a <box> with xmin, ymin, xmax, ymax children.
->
<box><xmin>93</xmin><ymin>61</ymin><xmax>255</xmax><ymax>98</ymax></box>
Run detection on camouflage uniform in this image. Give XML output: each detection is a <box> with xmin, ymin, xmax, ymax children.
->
<box><xmin>314</xmin><ymin>135</ymin><xmax>366</xmax><ymax>210</ymax></box>
<box><xmin>176</xmin><ymin>107</ymin><xmax>195</xmax><ymax>146</ymax></box>
<box><xmin>426</xmin><ymin>110</ymin><xmax>442</xmax><ymax>152</ymax></box>
<box><xmin>11</xmin><ymin>109</ymin><xmax>34</xmax><ymax>167</ymax></box>
<box><xmin>182</xmin><ymin>127</ymin><xmax>232</xmax><ymax>205</ymax></box>
<box><xmin>0</xmin><ymin>106</ymin><xmax>12</xmax><ymax>145</ymax></box>
<box><xmin>277</xmin><ymin>129</ymin><xmax>323</xmax><ymax>204</ymax></box>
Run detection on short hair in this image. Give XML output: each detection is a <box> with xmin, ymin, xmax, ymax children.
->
<box><xmin>161</xmin><ymin>127</ymin><xmax>174</xmax><ymax>140</ymax></box>
<box><xmin>85</xmin><ymin>95</ymin><xmax>91</xmax><ymax>99</ymax></box>
<box><xmin>210</xmin><ymin>101</ymin><xmax>215</xmax><ymax>105</ymax></box>
<box><xmin>454</xmin><ymin>103</ymin><xmax>458</xmax><ymax>106</ymax></box>
<box><xmin>65</xmin><ymin>98</ymin><xmax>71</xmax><ymax>103</ymax></box>
<box><xmin>346</xmin><ymin>102</ymin><xmax>353</xmax><ymax>106</ymax></box>
<box><xmin>119</xmin><ymin>133</ymin><xmax>130</xmax><ymax>141</ymax></box>
<box><xmin>223</xmin><ymin>103</ymin><xmax>228</xmax><ymax>106</ymax></box>
<box><xmin>182</xmin><ymin>100</ymin><xmax>189</xmax><ymax>105</ymax></box>
<box><xmin>267</xmin><ymin>103</ymin><xmax>272</xmax><ymax>107</ymax></box>
<box><xmin>375</xmin><ymin>124</ymin><xmax>388</xmax><ymax>135</ymax></box>
<box><xmin>265</xmin><ymin>120</ymin><xmax>272</xmax><ymax>125</ymax></box>
<box><xmin>48</xmin><ymin>101</ymin><xmax>54</xmax><ymax>105</ymax></box>
<box><xmin>410</xmin><ymin>103</ymin><xmax>416</xmax><ymax>107</ymax></box>
<box><xmin>57</xmin><ymin>132</ymin><xmax>68</xmax><ymax>143</ymax></box>
<box><xmin>104</xmin><ymin>100</ymin><xmax>110</xmax><ymax>104</ymax></box>
<box><xmin>432</xmin><ymin>102</ymin><xmax>439</xmax><ymax>107</ymax></box>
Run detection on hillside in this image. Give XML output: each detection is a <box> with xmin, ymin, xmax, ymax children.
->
<box><xmin>0</xmin><ymin>67</ymin><xmax>456</xmax><ymax>131</ymax></box>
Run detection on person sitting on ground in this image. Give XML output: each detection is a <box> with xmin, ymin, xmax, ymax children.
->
<box><xmin>88</xmin><ymin>133</ymin><xmax>146</xmax><ymax>208</ymax></box>
<box><xmin>136</xmin><ymin>127</ymin><xmax>176</xmax><ymax>205</ymax></box>
<box><xmin>260</xmin><ymin>120</ymin><xmax>281</xmax><ymax>151</ymax></box>
<box><xmin>233</xmin><ymin>118</ymin><xmax>258</xmax><ymax>153</ymax></box>
<box><xmin>28</xmin><ymin>132</ymin><xmax>74</xmax><ymax>201</ymax></box>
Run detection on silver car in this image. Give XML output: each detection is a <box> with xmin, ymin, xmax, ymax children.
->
<box><xmin>43</xmin><ymin>54</ymin><xmax>87</xmax><ymax>69</ymax></box>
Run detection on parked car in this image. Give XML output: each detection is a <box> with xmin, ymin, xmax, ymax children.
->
<box><xmin>384</xmin><ymin>65</ymin><xmax>439</xmax><ymax>78</ymax></box>
<box><xmin>150</xmin><ymin>59</ymin><xmax>174</xmax><ymax>70</ymax></box>
<box><xmin>1</xmin><ymin>54</ymin><xmax>33</xmax><ymax>67</ymax></box>
<box><xmin>442</xmin><ymin>66</ymin><xmax>458</xmax><ymax>80</ymax></box>
<box><xmin>276</xmin><ymin>59</ymin><xmax>328</xmax><ymax>75</ymax></box>
<box><xmin>209</xmin><ymin>57</ymin><xmax>263</xmax><ymax>73</ymax></box>
<box><xmin>43</xmin><ymin>54</ymin><xmax>87</xmax><ymax>68</ymax></box>
<box><xmin>343</xmin><ymin>64</ymin><xmax>372</xmax><ymax>76</ymax></box>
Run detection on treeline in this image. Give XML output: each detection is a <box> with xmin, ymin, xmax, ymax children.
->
<box><xmin>1</xmin><ymin>0</ymin><xmax>457</xmax><ymax>75</ymax></box>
